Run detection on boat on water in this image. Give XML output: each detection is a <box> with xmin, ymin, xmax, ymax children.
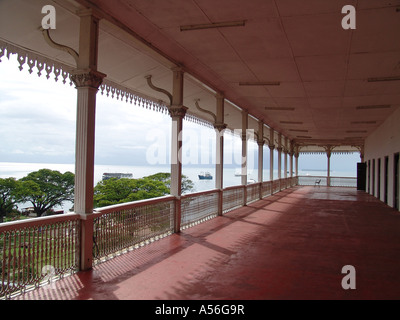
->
<box><xmin>102</xmin><ymin>172</ymin><xmax>133</xmax><ymax>180</ymax></box>
<box><xmin>198</xmin><ymin>172</ymin><xmax>213</xmax><ymax>180</ymax></box>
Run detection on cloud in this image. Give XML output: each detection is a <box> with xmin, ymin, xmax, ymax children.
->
<box><xmin>0</xmin><ymin>60</ymin><xmax>76</xmax><ymax>163</ymax></box>
<box><xmin>0</xmin><ymin>55</ymin><xmax>173</xmax><ymax>165</ymax></box>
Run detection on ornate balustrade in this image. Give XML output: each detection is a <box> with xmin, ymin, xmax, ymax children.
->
<box><xmin>181</xmin><ymin>189</ymin><xmax>220</xmax><ymax>230</ymax></box>
<box><xmin>298</xmin><ymin>176</ymin><xmax>356</xmax><ymax>187</ymax></box>
<box><xmin>92</xmin><ymin>196</ymin><xmax>176</xmax><ymax>264</ymax></box>
<box><xmin>223</xmin><ymin>185</ymin><xmax>246</xmax><ymax>214</ymax></box>
<box><xmin>1</xmin><ymin>177</ymin><xmax>299</xmax><ymax>299</ymax></box>
<box><xmin>0</xmin><ymin>213</ymin><xmax>80</xmax><ymax>299</ymax></box>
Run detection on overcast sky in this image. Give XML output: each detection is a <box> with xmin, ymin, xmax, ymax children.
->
<box><xmin>0</xmin><ymin>55</ymin><xmax>231</xmax><ymax>167</ymax></box>
<box><xmin>0</xmin><ymin>55</ymin><xmax>359</xmax><ymax>173</ymax></box>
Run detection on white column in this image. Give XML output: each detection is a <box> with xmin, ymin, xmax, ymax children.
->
<box><xmin>241</xmin><ymin>110</ymin><xmax>248</xmax><ymax>205</ymax></box>
<box><xmin>72</xmin><ymin>11</ymin><xmax>104</xmax><ymax>215</ymax></box>
<box><xmin>277</xmin><ymin>133</ymin><xmax>282</xmax><ymax>175</ymax></box>
<box><xmin>277</xmin><ymin>148</ymin><xmax>282</xmax><ymax>181</ymax></box>
<box><xmin>72</xmin><ymin>72</ymin><xmax>105</xmax><ymax>215</ymax></box>
<box><xmin>214</xmin><ymin>93</ymin><xmax>226</xmax><ymax>216</ymax></box>
<box><xmin>70</xmin><ymin>10</ymin><xmax>105</xmax><ymax>271</ymax></box>
<box><xmin>241</xmin><ymin>110</ymin><xmax>248</xmax><ymax>186</ymax></box>
<box><xmin>326</xmin><ymin>146</ymin><xmax>332</xmax><ymax>187</ymax></box>
<box><xmin>257</xmin><ymin>121</ymin><xmax>264</xmax><ymax>199</ymax></box>
<box><xmin>277</xmin><ymin>133</ymin><xmax>283</xmax><ymax>191</ymax></box>
<box><xmin>215</xmin><ymin>94</ymin><xmax>225</xmax><ymax>190</ymax></box>
<box><xmin>269</xmin><ymin>128</ymin><xmax>275</xmax><ymax>182</ymax></box>
<box><xmin>169</xmin><ymin>68</ymin><xmax>187</xmax><ymax>233</ymax></box>
<box><xmin>257</xmin><ymin>121</ymin><xmax>264</xmax><ymax>183</ymax></box>
<box><xmin>289</xmin><ymin>141</ymin><xmax>294</xmax><ymax>179</ymax></box>
<box><xmin>284</xmin><ymin>137</ymin><xmax>288</xmax><ymax>179</ymax></box>
<box><xmin>269</xmin><ymin>145</ymin><xmax>274</xmax><ymax>182</ymax></box>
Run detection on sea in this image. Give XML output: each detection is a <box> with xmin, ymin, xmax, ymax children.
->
<box><xmin>0</xmin><ymin>162</ymin><xmax>355</xmax><ymax>213</ymax></box>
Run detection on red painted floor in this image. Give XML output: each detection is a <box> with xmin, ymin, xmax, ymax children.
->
<box><xmin>13</xmin><ymin>186</ymin><xmax>400</xmax><ymax>300</ymax></box>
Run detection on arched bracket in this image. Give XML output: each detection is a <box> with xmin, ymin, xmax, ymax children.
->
<box><xmin>145</xmin><ymin>75</ymin><xmax>173</xmax><ymax>106</ymax></box>
<box><xmin>40</xmin><ymin>27</ymin><xmax>79</xmax><ymax>65</ymax></box>
<box><xmin>254</xmin><ymin>132</ymin><xmax>265</xmax><ymax>145</ymax></box>
<box><xmin>194</xmin><ymin>99</ymin><xmax>217</xmax><ymax>123</ymax></box>
<box><xmin>323</xmin><ymin>145</ymin><xmax>337</xmax><ymax>158</ymax></box>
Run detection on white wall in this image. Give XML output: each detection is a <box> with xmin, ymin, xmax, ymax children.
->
<box><xmin>364</xmin><ymin>107</ymin><xmax>400</xmax><ymax>210</ymax></box>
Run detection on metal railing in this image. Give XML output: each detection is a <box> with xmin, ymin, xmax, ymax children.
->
<box><xmin>1</xmin><ymin>176</ymin><xmax>300</xmax><ymax>298</ymax></box>
<box><xmin>181</xmin><ymin>189</ymin><xmax>219</xmax><ymax>230</ymax></box>
<box><xmin>92</xmin><ymin>196</ymin><xmax>175</xmax><ymax>264</ymax></box>
<box><xmin>261</xmin><ymin>181</ymin><xmax>272</xmax><ymax>198</ymax></box>
<box><xmin>298</xmin><ymin>176</ymin><xmax>356</xmax><ymax>187</ymax></box>
<box><xmin>272</xmin><ymin>179</ymin><xmax>280</xmax><ymax>193</ymax></box>
<box><xmin>223</xmin><ymin>185</ymin><xmax>245</xmax><ymax>214</ymax></box>
<box><xmin>246</xmin><ymin>182</ymin><xmax>261</xmax><ymax>204</ymax></box>
<box><xmin>0</xmin><ymin>213</ymin><xmax>80</xmax><ymax>299</ymax></box>
<box><xmin>330</xmin><ymin>176</ymin><xmax>357</xmax><ymax>187</ymax></box>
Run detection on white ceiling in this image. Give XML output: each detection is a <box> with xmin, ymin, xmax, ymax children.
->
<box><xmin>1</xmin><ymin>0</ymin><xmax>400</xmax><ymax>151</ymax></box>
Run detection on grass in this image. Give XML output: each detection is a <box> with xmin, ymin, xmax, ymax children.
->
<box><xmin>0</xmin><ymin>224</ymin><xmax>79</xmax><ymax>298</ymax></box>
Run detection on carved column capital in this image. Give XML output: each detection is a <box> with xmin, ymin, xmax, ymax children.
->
<box><xmin>214</xmin><ymin>122</ymin><xmax>227</xmax><ymax>132</ymax></box>
<box><xmin>324</xmin><ymin>145</ymin><xmax>334</xmax><ymax>158</ymax></box>
<box><xmin>257</xmin><ymin>139</ymin><xmax>265</xmax><ymax>147</ymax></box>
<box><xmin>168</xmin><ymin>105</ymin><xmax>188</xmax><ymax>118</ymax></box>
<box><xmin>70</xmin><ymin>69</ymin><xmax>106</xmax><ymax>89</ymax></box>
<box><xmin>268</xmin><ymin>144</ymin><xmax>275</xmax><ymax>151</ymax></box>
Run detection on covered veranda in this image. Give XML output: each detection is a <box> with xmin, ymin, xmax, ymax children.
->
<box><xmin>1</xmin><ymin>0</ymin><xmax>400</xmax><ymax>301</ymax></box>
<box><xmin>11</xmin><ymin>186</ymin><xmax>400</xmax><ymax>300</ymax></box>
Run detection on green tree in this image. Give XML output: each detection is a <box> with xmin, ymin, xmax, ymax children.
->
<box><xmin>19</xmin><ymin>169</ymin><xmax>75</xmax><ymax>217</ymax></box>
<box><xmin>146</xmin><ymin>172</ymin><xmax>194</xmax><ymax>194</ymax></box>
<box><xmin>93</xmin><ymin>172</ymin><xmax>194</xmax><ymax>208</ymax></box>
<box><xmin>94</xmin><ymin>177</ymin><xmax>169</xmax><ymax>208</ymax></box>
<box><xmin>0</xmin><ymin>177</ymin><xmax>24</xmax><ymax>223</ymax></box>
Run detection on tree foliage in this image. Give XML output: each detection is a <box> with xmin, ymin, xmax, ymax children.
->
<box><xmin>0</xmin><ymin>177</ymin><xmax>24</xmax><ymax>223</ymax></box>
<box><xmin>93</xmin><ymin>172</ymin><xmax>194</xmax><ymax>208</ymax></box>
<box><xmin>146</xmin><ymin>172</ymin><xmax>194</xmax><ymax>194</ymax></box>
<box><xmin>93</xmin><ymin>177</ymin><xmax>169</xmax><ymax>208</ymax></box>
<box><xmin>1</xmin><ymin>169</ymin><xmax>196</xmax><ymax>220</ymax></box>
<box><xmin>19</xmin><ymin>169</ymin><xmax>75</xmax><ymax>217</ymax></box>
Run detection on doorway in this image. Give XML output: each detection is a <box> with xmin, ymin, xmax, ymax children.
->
<box><xmin>394</xmin><ymin>153</ymin><xmax>399</xmax><ymax>210</ymax></box>
<box><xmin>384</xmin><ymin>156</ymin><xmax>388</xmax><ymax>204</ymax></box>
<box><xmin>377</xmin><ymin>158</ymin><xmax>381</xmax><ymax>199</ymax></box>
<box><xmin>372</xmin><ymin>159</ymin><xmax>376</xmax><ymax>197</ymax></box>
